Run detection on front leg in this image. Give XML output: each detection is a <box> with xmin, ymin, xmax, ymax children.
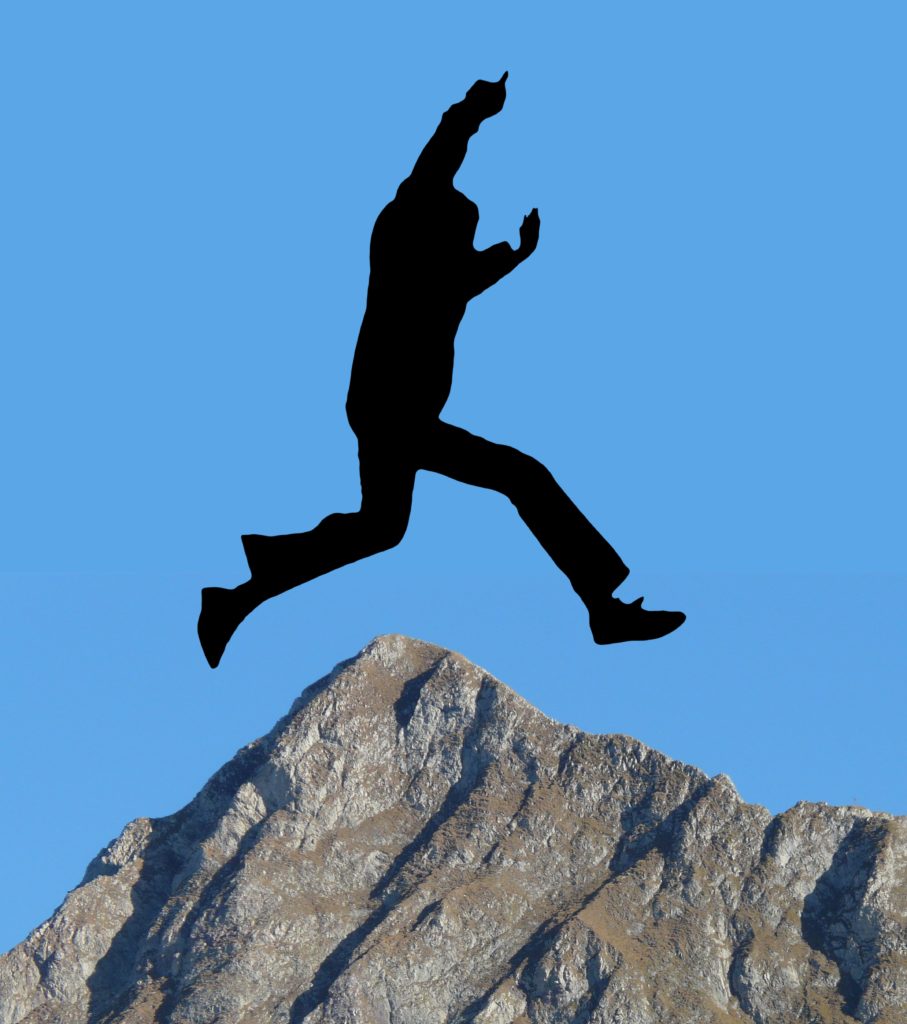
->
<box><xmin>467</xmin><ymin>208</ymin><xmax>540</xmax><ymax>298</ymax></box>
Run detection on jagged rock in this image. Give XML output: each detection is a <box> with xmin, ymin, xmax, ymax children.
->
<box><xmin>1</xmin><ymin>635</ymin><xmax>904</xmax><ymax>1023</ymax></box>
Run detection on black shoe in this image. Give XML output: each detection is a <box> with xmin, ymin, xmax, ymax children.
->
<box><xmin>589</xmin><ymin>596</ymin><xmax>686</xmax><ymax>645</ymax></box>
<box><xmin>198</xmin><ymin>587</ymin><xmax>250</xmax><ymax>668</ymax></box>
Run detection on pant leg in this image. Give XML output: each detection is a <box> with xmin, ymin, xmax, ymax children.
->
<box><xmin>249</xmin><ymin>437</ymin><xmax>416</xmax><ymax>602</ymax></box>
<box><xmin>418</xmin><ymin>421</ymin><xmax>629</xmax><ymax>604</ymax></box>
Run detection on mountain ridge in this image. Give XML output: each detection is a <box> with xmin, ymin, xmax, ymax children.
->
<box><xmin>1</xmin><ymin>635</ymin><xmax>904</xmax><ymax>1024</ymax></box>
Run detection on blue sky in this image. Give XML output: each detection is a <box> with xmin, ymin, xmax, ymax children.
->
<box><xmin>2</xmin><ymin>2</ymin><xmax>905</xmax><ymax>953</ymax></box>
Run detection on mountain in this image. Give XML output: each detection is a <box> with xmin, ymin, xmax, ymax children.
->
<box><xmin>1</xmin><ymin>635</ymin><xmax>905</xmax><ymax>1024</ymax></box>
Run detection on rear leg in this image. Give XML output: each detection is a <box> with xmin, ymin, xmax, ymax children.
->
<box><xmin>241</xmin><ymin>533</ymin><xmax>276</xmax><ymax>578</ymax></box>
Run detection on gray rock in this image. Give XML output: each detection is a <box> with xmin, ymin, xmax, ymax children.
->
<box><xmin>1</xmin><ymin>635</ymin><xmax>904</xmax><ymax>1023</ymax></box>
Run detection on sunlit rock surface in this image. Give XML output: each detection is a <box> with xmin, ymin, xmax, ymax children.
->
<box><xmin>2</xmin><ymin>635</ymin><xmax>905</xmax><ymax>1023</ymax></box>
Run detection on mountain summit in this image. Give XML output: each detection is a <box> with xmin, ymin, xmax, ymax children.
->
<box><xmin>2</xmin><ymin>636</ymin><xmax>904</xmax><ymax>1023</ymax></box>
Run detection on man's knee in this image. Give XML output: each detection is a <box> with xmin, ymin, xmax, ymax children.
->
<box><xmin>498</xmin><ymin>446</ymin><xmax>555</xmax><ymax>502</ymax></box>
<box><xmin>318</xmin><ymin>508</ymin><xmax>407</xmax><ymax>554</ymax></box>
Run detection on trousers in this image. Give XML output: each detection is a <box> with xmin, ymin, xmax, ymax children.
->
<box><xmin>252</xmin><ymin>418</ymin><xmax>629</xmax><ymax>609</ymax></box>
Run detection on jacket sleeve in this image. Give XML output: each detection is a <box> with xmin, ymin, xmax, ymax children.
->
<box><xmin>467</xmin><ymin>242</ymin><xmax>524</xmax><ymax>299</ymax></box>
<box><xmin>409</xmin><ymin>101</ymin><xmax>478</xmax><ymax>187</ymax></box>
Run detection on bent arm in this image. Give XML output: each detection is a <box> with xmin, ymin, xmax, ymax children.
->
<box><xmin>468</xmin><ymin>208</ymin><xmax>540</xmax><ymax>299</ymax></box>
<box><xmin>468</xmin><ymin>242</ymin><xmax>525</xmax><ymax>298</ymax></box>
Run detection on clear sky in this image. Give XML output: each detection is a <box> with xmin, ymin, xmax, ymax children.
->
<box><xmin>2</xmin><ymin>2</ymin><xmax>905</xmax><ymax>954</ymax></box>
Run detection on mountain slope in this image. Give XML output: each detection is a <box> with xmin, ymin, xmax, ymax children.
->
<box><xmin>1</xmin><ymin>635</ymin><xmax>904</xmax><ymax>1024</ymax></box>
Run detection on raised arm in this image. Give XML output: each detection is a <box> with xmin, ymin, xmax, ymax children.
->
<box><xmin>468</xmin><ymin>208</ymin><xmax>540</xmax><ymax>299</ymax></box>
<box><xmin>410</xmin><ymin>73</ymin><xmax>509</xmax><ymax>187</ymax></box>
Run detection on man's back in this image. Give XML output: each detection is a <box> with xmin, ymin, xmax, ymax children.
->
<box><xmin>345</xmin><ymin>182</ymin><xmax>479</xmax><ymax>433</ymax></box>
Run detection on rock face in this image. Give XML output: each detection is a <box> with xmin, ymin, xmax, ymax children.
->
<box><xmin>1</xmin><ymin>635</ymin><xmax>905</xmax><ymax>1024</ymax></box>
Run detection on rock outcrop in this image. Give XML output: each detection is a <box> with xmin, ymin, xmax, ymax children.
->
<box><xmin>1</xmin><ymin>635</ymin><xmax>904</xmax><ymax>1023</ymax></box>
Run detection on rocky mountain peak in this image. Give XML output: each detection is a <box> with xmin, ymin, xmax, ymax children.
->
<box><xmin>1</xmin><ymin>635</ymin><xmax>904</xmax><ymax>1023</ymax></box>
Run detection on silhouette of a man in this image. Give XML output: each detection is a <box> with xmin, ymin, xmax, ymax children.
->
<box><xmin>198</xmin><ymin>73</ymin><xmax>684</xmax><ymax>667</ymax></box>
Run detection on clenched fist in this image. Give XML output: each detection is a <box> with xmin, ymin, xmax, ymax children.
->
<box><xmin>464</xmin><ymin>71</ymin><xmax>508</xmax><ymax>120</ymax></box>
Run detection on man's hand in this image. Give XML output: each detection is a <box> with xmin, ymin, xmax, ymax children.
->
<box><xmin>518</xmin><ymin>208</ymin><xmax>540</xmax><ymax>258</ymax></box>
<box><xmin>464</xmin><ymin>71</ymin><xmax>508</xmax><ymax>120</ymax></box>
